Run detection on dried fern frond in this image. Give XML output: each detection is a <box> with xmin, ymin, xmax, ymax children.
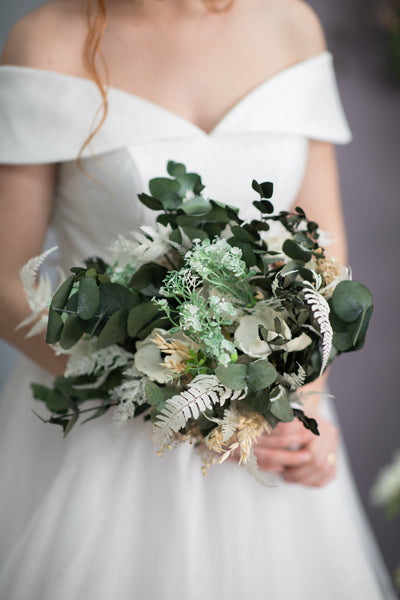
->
<box><xmin>303</xmin><ymin>283</ymin><xmax>333</xmax><ymax>375</ymax></box>
<box><xmin>281</xmin><ymin>364</ymin><xmax>306</xmax><ymax>390</ymax></box>
<box><xmin>16</xmin><ymin>246</ymin><xmax>58</xmax><ymax>336</ymax></box>
<box><xmin>153</xmin><ymin>375</ymin><xmax>246</xmax><ymax>450</ymax></box>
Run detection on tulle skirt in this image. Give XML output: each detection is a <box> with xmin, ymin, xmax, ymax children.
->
<box><xmin>0</xmin><ymin>356</ymin><xmax>396</xmax><ymax>600</ymax></box>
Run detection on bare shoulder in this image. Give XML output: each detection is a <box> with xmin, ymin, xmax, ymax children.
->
<box><xmin>254</xmin><ymin>0</ymin><xmax>327</xmax><ymax>64</ymax></box>
<box><xmin>278</xmin><ymin>1</ymin><xmax>327</xmax><ymax>59</ymax></box>
<box><xmin>1</xmin><ymin>0</ymin><xmax>86</xmax><ymax>73</ymax></box>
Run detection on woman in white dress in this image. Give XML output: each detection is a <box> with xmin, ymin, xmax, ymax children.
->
<box><xmin>0</xmin><ymin>0</ymin><xmax>396</xmax><ymax>598</ymax></box>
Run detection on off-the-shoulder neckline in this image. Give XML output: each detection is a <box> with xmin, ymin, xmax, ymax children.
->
<box><xmin>0</xmin><ymin>51</ymin><xmax>331</xmax><ymax>137</ymax></box>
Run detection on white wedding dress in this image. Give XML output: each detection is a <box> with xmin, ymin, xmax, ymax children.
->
<box><xmin>0</xmin><ymin>52</ymin><xmax>396</xmax><ymax>600</ymax></box>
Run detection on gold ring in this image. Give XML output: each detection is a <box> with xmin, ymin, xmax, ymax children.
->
<box><xmin>327</xmin><ymin>451</ymin><xmax>337</xmax><ymax>466</ymax></box>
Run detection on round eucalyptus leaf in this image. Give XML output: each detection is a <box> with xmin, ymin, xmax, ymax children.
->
<box><xmin>230</xmin><ymin>226</ymin><xmax>256</xmax><ymax>244</ymax></box>
<box><xmin>45</xmin><ymin>310</ymin><xmax>64</xmax><ymax>344</ymax></box>
<box><xmin>282</xmin><ymin>239</ymin><xmax>312</xmax><ymax>263</ymax></box>
<box><xmin>215</xmin><ymin>363</ymin><xmax>248</xmax><ymax>390</ymax></box>
<box><xmin>96</xmin><ymin>310</ymin><xmax>128</xmax><ymax>350</ymax></box>
<box><xmin>247</xmin><ymin>360</ymin><xmax>277</xmax><ymax>391</ymax></box>
<box><xmin>180</xmin><ymin>196</ymin><xmax>211</xmax><ymax>216</ymax></box>
<box><xmin>60</xmin><ymin>314</ymin><xmax>86</xmax><ymax>350</ymax></box>
<box><xmin>167</xmin><ymin>161</ymin><xmax>186</xmax><ymax>177</ymax></box>
<box><xmin>50</xmin><ymin>274</ymin><xmax>75</xmax><ymax>310</ymax></box>
<box><xmin>98</xmin><ymin>283</ymin><xmax>139</xmax><ymax>317</ymax></box>
<box><xmin>331</xmin><ymin>280</ymin><xmax>373</xmax><ymax>323</ymax></box>
<box><xmin>149</xmin><ymin>177</ymin><xmax>180</xmax><ymax>199</ymax></box>
<box><xmin>181</xmin><ymin>226</ymin><xmax>209</xmax><ymax>242</ymax></box>
<box><xmin>77</xmin><ymin>276</ymin><xmax>100</xmax><ymax>320</ymax></box>
<box><xmin>270</xmin><ymin>390</ymin><xmax>294</xmax><ymax>422</ymax></box>
<box><xmin>145</xmin><ymin>381</ymin><xmax>164</xmax><ymax>407</ymax></box>
<box><xmin>137</xmin><ymin>193</ymin><xmax>163</xmax><ymax>211</ymax></box>
<box><xmin>127</xmin><ymin>301</ymin><xmax>161</xmax><ymax>338</ymax></box>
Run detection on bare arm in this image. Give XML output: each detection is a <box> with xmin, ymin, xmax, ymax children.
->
<box><xmin>0</xmin><ymin>163</ymin><xmax>66</xmax><ymax>375</ymax></box>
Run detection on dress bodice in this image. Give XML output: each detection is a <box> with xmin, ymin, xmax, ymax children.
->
<box><xmin>0</xmin><ymin>52</ymin><xmax>351</xmax><ymax>272</ymax></box>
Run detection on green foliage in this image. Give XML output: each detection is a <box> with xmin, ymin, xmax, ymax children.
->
<box><xmin>77</xmin><ymin>276</ymin><xmax>100</xmax><ymax>320</ymax></box>
<box><xmin>37</xmin><ymin>161</ymin><xmax>372</xmax><ymax>453</ymax></box>
<box><xmin>216</xmin><ymin>360</ymin><xmax>277</xmax><ymax>392</ymax></box>
<box><xmin>329</xmin><ymin>280</ymin><xmax>373</xmax><ymax>352</ymax></box>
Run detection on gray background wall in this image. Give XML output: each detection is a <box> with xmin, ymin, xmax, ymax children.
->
<box><xmin>0</xmin><ymin>0</ymin><xmax>399</xmax><ymax>581</ymax></box>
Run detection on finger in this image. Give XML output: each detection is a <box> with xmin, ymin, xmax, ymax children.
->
<box><xmin>270</xmin><ymin>420</ymin><xmax>310</xmax><ymax>437</ymax></box>
<box><xmin>282</xmin><ymin>463</ymin><xmax>337</xmax><ymax>487</ymax></box>
<box><xmin>255</xmin><ymin>429</ymin><xmax>315</xmax><ymax>450</ymax></box>
<box><xmin>255</xmin><ymin>447</ymin><xmax>312</xmax><ymax>470</ymax></box>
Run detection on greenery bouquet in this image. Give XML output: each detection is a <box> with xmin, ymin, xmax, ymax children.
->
<box><xmin>20</xmin><ymin>161</ymin><xmax>373</xmax><ymax>478</ymax></box>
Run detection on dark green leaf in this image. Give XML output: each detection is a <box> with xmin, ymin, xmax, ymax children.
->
<box><xmin>46</xmin><ymin>389</ymin><xmax>70</xmax><ymax>413</ymax></box>
<box><xmin>270</xmin><ymin>389</ymin><xmax>293</xmax><ymax>422</ymax></box>
<box><xmin>137</xmin><ymin>193</ymin><xmax>163</xmax><ymax>211</ymax></box>
<box><xmin>77</xmin><ymin>276</ymin><xmax>100</xmax><ymax>320</ymax></box>
<box><xmin>45</xmin><ymin>309</ymin><xmax>64</xmax><ymax>344</ymax></box>
<box><xmin>230</xmin><ymin>226</ymin><xmax>256</xmax><ymax>244</ymax></box>
<box><xmin>127</xmin><ymin>301</ymin><xmax>161</xmax><ymax>338</ymax></box>
<box><xmin>215</xmin><ymin>363</ymin><xmax>248</xmax><ymax>390</ymax></box>
<box><xmin>282</xmin><ymin>239</ymin><xmax>312</xmax><ymax>263</ymax></box>
<box><xmin>60</xmin><ymin>314</ymin><xmax>86</xmax><ymax>350</ymax></box>
<box><xmin>247</xmin><ymin>360</ymin><xmax>277</xmax><ymax>391</ymax></box>
<box><xmin>181</xmin><ymin>226</ymin><xmax>209</xmax><ymax>242</ymax></box>
<box><xmin>293</xmin><ymin>408</ymin><xmax>320</xmax><ymax>436</ymax></box>
<box><xmin>50</xmin><ymin>275</ymin><xmax>75</xmax><ymax>310</ymax></box>
<box><xmin>253</xmin><ymin>200</ymin><xmax>274</xmax><ymax>214</ymax></box>
<box><xmin>31</xmin><ymin>383</ymin><xmax>50</xmax><ymax>403</ymax></box>
<box><xmin>63</xmin><ymin>412</ymin><xmax>79</xmax><ymax>437</ymax></box>
<box><xmin>96</xmin><ymin>309</ymin><xmax>128</xmax><ymax>349</ymax></box>
<box><xmin>129</xmin><ymin>263</ymin><xmax>168</xmax><ymax>296</ymax></box>
<box><xmin>176</xmin><ymin>173</ymin><xmax>204</xmax><ymax>196</ymax></box>
<box><xmin>252</xmin><ymin>180</ymin><xmax>274</xmax><ymax>199</ymax></box>
<box><xmin>167</xmin><ymin>161</ymin><xmax>186</xmax><ymax>177</ymax></box>
<box><xmin>98</xmin><ymin>283</ymin><xmax>140</xmax><ymax>317</ymax></box>
<box><xmin>330</xmin><ymin>280</ymin><xmax>373</xmax><ymax>323</ymax></box>
<box><xmin>145</xmin><ymin>381</ymin><xmax>164</xmax><ymax>406</ymax></box>
<box><xmin>181</xmin><ymin>196</ymin><xmax>211</xmax><ymax>216</ymax></box>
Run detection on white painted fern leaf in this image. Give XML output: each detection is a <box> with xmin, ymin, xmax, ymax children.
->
<box><xmin>153</xmin><ymin>375</ymin><xmax>246</xmax><ymax>450</ymax></box>
<box><xmin>281</xmin><ymin>364</ymin><xmax>306</xmax><ymax>390</ymax></box>
<box><xmin>65</xmin><ymin>343</ymin><xmax>133</xmax><ymax>377</ymax></box>
<box><xmin>16</xmin><ymin>246</ymin><xmax>58</xmax><ymax>336</ymax></box>
<box><xmin>303</xmin><ymin>283</ymin><xmax>333</xmax><ymax>376</ymax></box>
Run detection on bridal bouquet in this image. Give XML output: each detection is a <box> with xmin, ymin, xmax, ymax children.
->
<box><xmin>21</xmin><ymin>161</ymin><xmax>373</xmax><ymax>476</ymax></box>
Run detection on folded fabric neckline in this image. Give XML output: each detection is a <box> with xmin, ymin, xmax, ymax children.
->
<box><xmin>0</xmin><ymin>51</ymin><xmax>330</xmax><ymax>138</ymax></box>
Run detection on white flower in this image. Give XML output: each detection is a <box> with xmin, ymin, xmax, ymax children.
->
<box><xmin>134</xmin><ymin>329</ymin><xmax>196</xmax><ymax>383</ymax></box>
<box><xmin>235</xmin><ymin>303</ymin><xmax>311</xmax><ymax>358</ymax></box>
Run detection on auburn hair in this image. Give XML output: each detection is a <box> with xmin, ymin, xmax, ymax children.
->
<box><xmin>80</xmin><ymin>0</ymin><xmax>234</xmax><ymax>158</ymax></box>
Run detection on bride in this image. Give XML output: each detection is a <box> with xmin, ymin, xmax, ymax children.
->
<box><xmin>0</xmin><ymin>0</ymin><xmax>396</xmax><ymax>598</ymax></box>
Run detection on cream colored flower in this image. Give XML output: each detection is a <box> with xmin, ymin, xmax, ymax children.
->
<box><xmin>235</xmin><ymin>303</ymin><xmax>311</xmax><ymax>358</ymax></box>
<box><xmin>134</xmin><ymin>328</ymin><xmax>196</xmax><ymax>383</ymax></box>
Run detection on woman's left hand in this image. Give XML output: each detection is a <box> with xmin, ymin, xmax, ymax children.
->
<box><xmin>280</xmin><ymin>416</ymin><xmax>339</xmax><ymax>488</ymax></box>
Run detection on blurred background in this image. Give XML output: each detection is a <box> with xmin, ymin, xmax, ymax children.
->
<box><xmin>0</xmin><ymin>0</ymin><xmax>399</xmax><ymax>583</ymax></box>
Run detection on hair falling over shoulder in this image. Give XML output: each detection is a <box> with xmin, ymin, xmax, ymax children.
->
<box><xmin>80</xmin><ymin>0</ymin><xmax>234</xmax><ymax>158</ymax></box>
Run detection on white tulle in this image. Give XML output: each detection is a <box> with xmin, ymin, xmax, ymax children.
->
<box><xmin>0</xmin><ymin>53</ymin><xmax>396</xmax><ymax>599</ymax></box>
